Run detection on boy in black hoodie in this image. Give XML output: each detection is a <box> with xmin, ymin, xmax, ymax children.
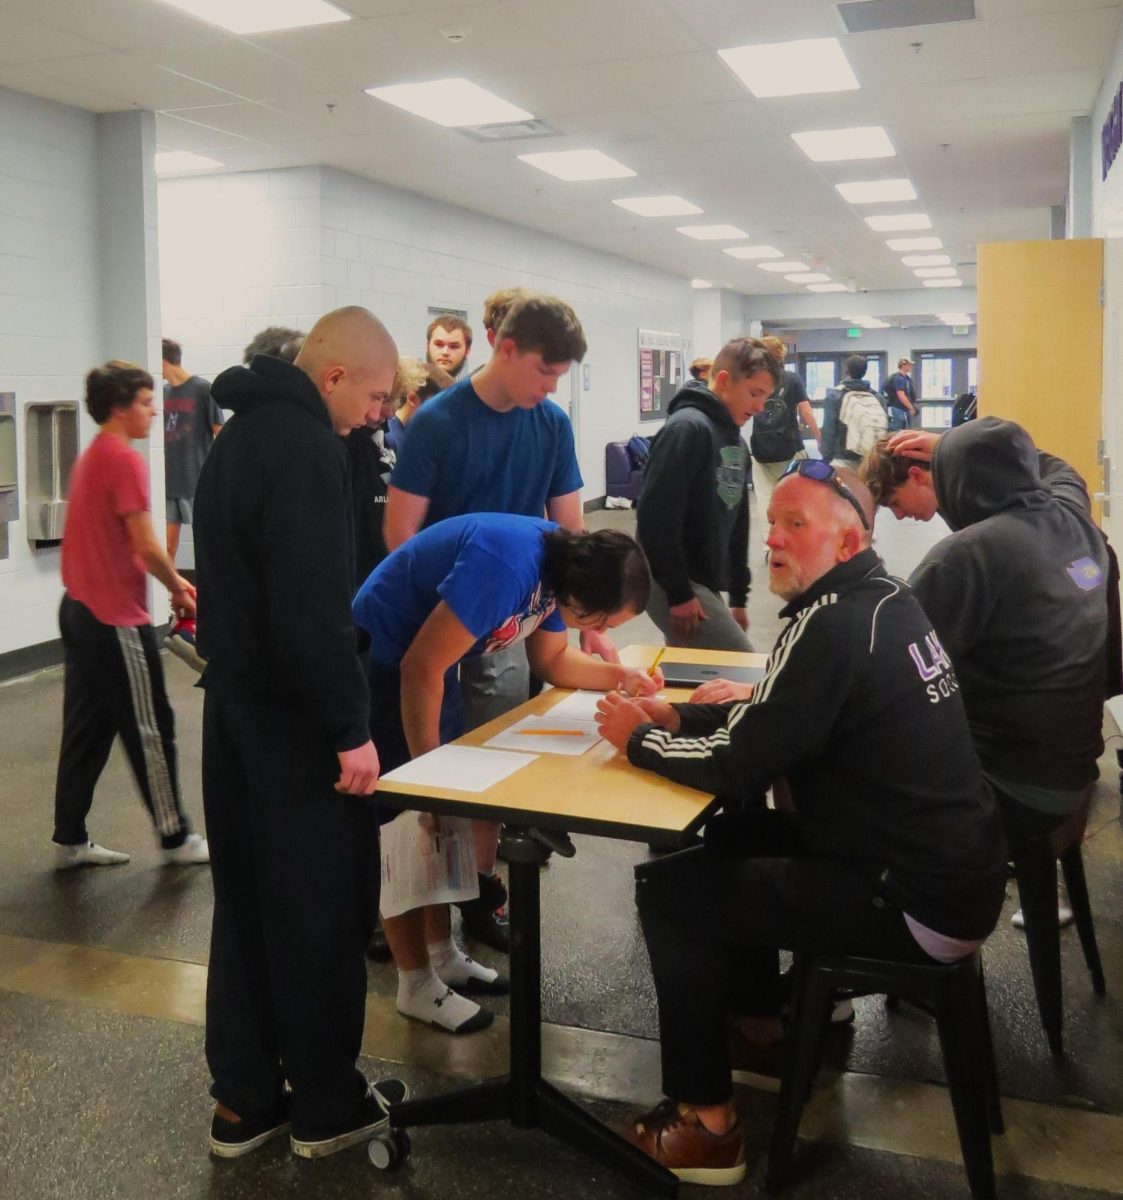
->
<box><xmin>194</xmin><ymin>307</ymin><xmax>407</xmax><ymax>1160</ymax></box>
<box><xmin>637</xmin><ymin>337</ymin><xmax>778</xmax><ymax>650</ymax></box>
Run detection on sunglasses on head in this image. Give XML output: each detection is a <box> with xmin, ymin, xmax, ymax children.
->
<box><xmin>780</xmin><ymin>459</ymin><xmax>870</xmax><ymax>531</ymax></box>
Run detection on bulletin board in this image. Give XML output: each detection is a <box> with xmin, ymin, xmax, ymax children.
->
<box><xmin>638</xmin><ymin>329</ymin><xmax>685</xmax><ymax>422</ymax></box>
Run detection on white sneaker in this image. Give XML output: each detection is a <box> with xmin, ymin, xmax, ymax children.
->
<box><xmin>55</xmin><ymin>841</ymin><xmax>130</xmax><ymax>870</ymax></box>
<box><xmin>1012</xmin><ymin>904</ymin><xmax>1074</xmax><ymax>930</ymax></box>
<box><xmin>162</xmin><ymin>833</ymin><xmax>210</xmax><ymax>865</ymax></box>
<box><xmin>831</xmin><ymin>997</ymin><xmax>855</xmax><ymax>1024</ymax></box>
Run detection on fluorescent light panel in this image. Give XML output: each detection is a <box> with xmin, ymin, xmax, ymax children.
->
<box><xmin>835</xmin><ymin>178</ymin><xmax>916</xmax><ymax>204</ymax></box>
<box><xmin>807</xmin><ymin>283</ymin><xmax>848</xmax><ymax>292</ymax></box>
<box><xmin>723</xmin><ymin>245</ymin><xmax>783</xmax><ymax>259</ymax></box>
<box><xmin>367</xmin><ymin>79</ymin><xmax>532</xmax><ymax>127</ymax></box>
<box><xmin>718</xmin><ymin>37</ymin><xmax>859</xmax><ymax>98</ymax></box>
<box><xmin>758</xmin><ymin>261</ymin><xmax>810</xmax><ymax>272</ymax></box>
<box><xmin>902</xmin><ymin>253</ymin><xmax>951</xmax><ymax>266</ymax></box>
<box><xmin>691</xmin><ymin>279</ymin><xmax>714</xmax><ymax>289</ymax></box>
<box><xmin>791</xmin><ymin>126</ymin><xmax>895</xmax><ymax>163</ymax></box>
<box><xmin>518</xmin><ymin>149</ymin><xmax>635</xmax><ymax>181</ymax></box>
<box><xmin>612</xmin><ymin>195</ymin><xmax>702</xmax><ymax>217</ymax></box>
<box><xmin>936</xmin><ymin>312</ymin><xmax>974</xmax><ymax>324</ymax></box>
<box><xmin>865</xmin><ymin>212</ymin><xmax>932</xmax><ymax>232</ymax></box>
<box><xmin>155</xmin><ymin>150</ymin><xmax>223</xmax><ymax>173</ymax></box>
<box><xmin>677</xmin><ymin>224</ymin><xmax>748</xmax><ymax>240</ymax></box>
<box><xmin>915</xmin><ymin>267</ymin><xmax>957</xmax><ymax>278</ymax></box>
<box><xmin>790</xmin><ymin>273</ymin><xmax>831</xmax><ymax>283</ymax></box>
<box><xmin>924</xmin><ymin>278</ymin><xmax>964</xmax><ymax>288</ymax></box>
<box><xmin>887</xmin><ymin>236</ymin><xmax>943</xmax><ymax>251</ymax></box>
<box><xmin>158</xmin><ymin>0</ymin><xmax>349</xmax><ymax>34</ymax></box>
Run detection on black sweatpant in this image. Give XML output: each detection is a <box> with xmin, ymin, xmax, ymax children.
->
<box><xmin>53</xmin><ymin>593</ymin><xmax>190</xmax><ymax>849</ymax></box>
<box><xmin>202</xmin><ymin>687</ymin><xmax>378</xmax><ymax>1126</ymax></box>
<box><xmin>635</xmin><ymin>834</ymin><xmax>930</xmax><ymax>1107</ymax></box>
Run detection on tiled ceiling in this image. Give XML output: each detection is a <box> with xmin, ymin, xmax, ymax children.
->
<box><xmin>0</xmin><ymin>0</ymin><xmax>1119</xmax><ymax>297</ymax></box>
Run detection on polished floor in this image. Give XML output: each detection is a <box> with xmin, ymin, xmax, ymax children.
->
<box><xmin>0</xmin><ymin>503</ymin><xmax>1120</xmax><ymax>1200</ymax></box>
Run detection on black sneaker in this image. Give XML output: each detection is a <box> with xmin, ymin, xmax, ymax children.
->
<box><xmin>366</xmin><ymin>921</ymin><xmax>392</xmax><ymax>963</ymax></box>
<box><xmin>460</xmin><ymin>903</ymin><xmax>510</xmax><ymax>953</ymax></box>
<box><xmin>290</xmin><ymin>1078</ymin><xmax>411</xmax><ymax>1159</ymax></box>
<box><xmin>209</xmin><ymin>1090</ymin><xmax>292</xmax><ymax>1158</ymax></box>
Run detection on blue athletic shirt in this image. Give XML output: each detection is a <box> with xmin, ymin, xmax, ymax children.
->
<box><xmin>388</xmin><ymin>376</ymin><xmax>583</xmax><ymax>525</ymax></box>
<box><xmin>353</xmin><ymin>513</ymin><xmax>567</xmax><ymax>668</ymax></box>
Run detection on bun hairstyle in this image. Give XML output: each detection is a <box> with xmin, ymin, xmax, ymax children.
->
<box><xmin>85</xmin><ymin>360</ymin><xmax>153</xmax><ymax>425</ymax></box>
<box><xmin>542</xmin><ymin>528</ymin><xmax>650</xmax><ymax>618</ymax></box>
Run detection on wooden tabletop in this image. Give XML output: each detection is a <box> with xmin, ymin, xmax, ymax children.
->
<box><xmin>374</xmin><ymin>644</ymin><xmax>768</xmax><ymax>841</ymax></box>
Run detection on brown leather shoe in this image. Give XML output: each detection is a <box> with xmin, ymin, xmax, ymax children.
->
<box><xmin>625</xmin><ymin>1099</ymin><xmax>746</xmax><ymax>1186</ymax></box>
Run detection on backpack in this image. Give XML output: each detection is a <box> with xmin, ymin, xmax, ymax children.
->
<box><xmin>749</xmin><ymin>386</ymin><xmax>803</xmax><ymax>464</ymax></box>
<box><xmin>952</xmin><ymin>392</ymin><xmax>977</xmax><ymax>426</ymax></box>
<box><xmin>625</xmin><ymin>434</ymin><xmax>651</xmax><ymax>470</ymax></box>
<box><xmin>838</xmin><ymin>388</ymin><xmax>889</xmax><ymax>459</ymax></box>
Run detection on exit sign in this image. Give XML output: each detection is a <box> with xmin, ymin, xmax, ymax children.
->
<box><xmin>846</xmin><ymin>327</ymin><xmax>862</xmax><ymax>338</ymax></box>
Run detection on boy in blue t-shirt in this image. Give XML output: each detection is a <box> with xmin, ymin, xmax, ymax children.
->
<box><xmin>353</xmin><ymin>513</ymin><xmax>658</xmax><ymax>1034</ymax></box>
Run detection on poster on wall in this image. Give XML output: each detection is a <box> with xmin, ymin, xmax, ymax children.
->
<box><xmin>638</xmin><ymin>329</ymin><xmax>685</xmax><ymax>423</ymax></box>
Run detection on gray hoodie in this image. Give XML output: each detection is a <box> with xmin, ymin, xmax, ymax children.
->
<box><xmin>908</xmin><ymin>417</ymin><xmax>1108</xmax><ymax>790</ymax></box>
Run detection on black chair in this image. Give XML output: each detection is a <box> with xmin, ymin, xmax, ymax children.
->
<box><xmin>1007</xmin><ymin>799</ymin><xmax>1106</xmax><ymax>1054</ymax></box>
<box><xmin>766</xmin><ymin>950</ymin><xmax>1002</xmax><ymax>1200</ymax></box>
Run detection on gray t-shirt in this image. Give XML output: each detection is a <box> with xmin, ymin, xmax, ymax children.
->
<box><xmin>164</xmin><ymin>376</ymin><xmax>223</xmax><ymax>499</ymax></box>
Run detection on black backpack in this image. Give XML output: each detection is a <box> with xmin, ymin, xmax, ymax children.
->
<box><xmin>750</xmin><ymin>383</ymin><xmax>803</xmax><ymax>464</ymax></box>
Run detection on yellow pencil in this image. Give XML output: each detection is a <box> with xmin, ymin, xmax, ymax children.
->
<box><xmin>516</xmin><ymin>729</ymin><xmax>588</xmax><ymax>736</ymax></box>
<box><xmin>647</xmin><ymin>647</ymin><xmax>666</xmax><ymax>677</ymax></box>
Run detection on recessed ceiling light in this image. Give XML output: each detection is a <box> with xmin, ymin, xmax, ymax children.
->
<box><xmin>923</xmin><ymin>278</ymin><xmax>964</xmax><ymax>288</ymax></box>
<box><xmin>518</xmin><ymin>149</ymin><xmax>635</xmax><ymax>181</ymax></box>
<box><xmin>936</xmin><ymin>312</ymin><xmax>974</xmax><ymax>324</ymax></box>
<box><xmin>612</xmin><ymin>195</ymin><xmax>702</xmax><ymax>217</ymax></box>
<box><xmin>791</xmin><ymin>273</ymin><xmax>831</xmax><ymax>283</ymax></box>
<box><xmin>835</xmin><ymin>179</ymin><xmax>916</xmax><ymax>204</ymax></box>
<box><xmin>718</xmin><ymin>37</ymin><xmax>859</xmax><ymax>98</ymax></box>
<box><xmin>848</xmin><ymin>317</ymin><xmax>891</xmax><ymax>329</ymax></box>
<box><xmin>865</xmin><ymin>213</ymin><xmax>932</xmax><ymax>232</ymax></box>
<box><xmin>155</xmin><ymin>150</ymin><xmax>224</xmax><ymax>173</ymax></box>
<box><xmin>366</xmin><ymin>79</ymin><xmax>532</xmax><ymax>127</ymax></box>
<box><xmin>807</xmin><ymin>283</ymin><xmax>848</xmax><ymax>292</ymax></box>
<box><xmin>758</xmin><ymin>261</ymin><xmax>810</xmax><ymax>272</ymax></box>
<box><xmin>887</xmin><ymin>236</ymin><xmax>943</xmax><ymax>251</ymax></box>
<box><xmin>677</xmin><ymin>224</ymin><xmax>748</xmax><ymax>240</ymax></box>
<box><xmin>791</xmin><ymin>126</ymin><xmax>895</xmax><ymax>163</ymax></box>
<box><xmin>723</xmin><ymin>245</ymin><xmax>783</xmax><ymax>259</ymax></box>
<box><xmin>902</xmin><ymin>254</ymin><xmax>951</xmax><ymax>267</ymax></box>
<box><xmin>691</xmin><ymin>279</ymin><xmax>714</xmax><ymax>289</ymax></box>
<box><xmin>158</xmin><ymin>0</ymin><xmax>350</xmax><ymax>35</ymax></box>
<box><xmin>915</xmin><ymin>266</ymin><xmax>957</xmax><ymax>278</ymax></box>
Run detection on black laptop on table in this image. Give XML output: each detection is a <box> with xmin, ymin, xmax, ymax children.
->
<box><xmin>659</xmin><ymin>662</ymin><xmax>767</xmax><ymax>689</ymax></box>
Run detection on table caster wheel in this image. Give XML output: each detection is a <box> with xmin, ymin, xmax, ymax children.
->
<box><xmin>368</xmin><ymin>1128</ymin><xmax>410</xmax><ymax>1170</ymax></box>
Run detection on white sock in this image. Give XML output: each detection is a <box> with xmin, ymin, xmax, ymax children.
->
<box><xmin>427</xmin><ymin>937</ymin><xmax>500</xmax><ymax>988</ymax></box>
<box><xmin>396</xmin><ymin>964</ymin><xmax>484</xmax><ymax>1032</ymax></box>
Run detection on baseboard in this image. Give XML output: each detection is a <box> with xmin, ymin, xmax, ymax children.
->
<box><xmin>583</xmin><ymin>495</ymin><xmax>607</xmax><ymax>513</ymax></box>
<box><xmin>0</xmin><ymin>638</ymin><xmax>65</xmax><ymax>682</ymax></box>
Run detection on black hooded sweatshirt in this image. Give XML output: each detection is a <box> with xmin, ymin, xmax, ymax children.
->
<box><xmin>636</xmin><ymin>380</ymin><xmax>750</xmax><ymax>607</ymax></box>
<box><xmin>909</xmin><ymin>417</ymin><xmax>1108</xmax><ymax>790</ymax></box>
<box><xmin>193</xmin><ymin>355</ymin><xmax>370</xmax><ymax>753</ymax></box>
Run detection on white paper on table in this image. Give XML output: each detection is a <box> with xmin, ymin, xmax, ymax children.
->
<box><xmin>381</xmin><ymin>744</ymin><xmax>537</xmax><ymax>792</ymax></box>
<box><xmin>485</xmin><ymin>714</ymin><xmax>601</xmax><ymax>756</ymax></box>
<box><xmin>545</xmin><ymin>690</ymin><xmax>606</xmax><ymax>723</ymax></box>
<box><xmin>379</xmin><ymin>810</ymin><xmax>479</xmax><ymax>919</ymax></box>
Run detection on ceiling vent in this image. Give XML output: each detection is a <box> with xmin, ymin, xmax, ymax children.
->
<box><xmin>837</xmin><ymin>0</ymin><xmax>975</xmax><ymax>34</ymax></box>
<box><xmin>457</xmin><ymin>119</ymin><xmax>560</xmax><ymax>143</ymax></box>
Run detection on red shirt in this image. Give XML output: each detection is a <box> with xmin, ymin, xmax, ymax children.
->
<box><xmin>62</xmin><ymin>432</ymin><xmax>150</xmax><ymax>626</ymax></box>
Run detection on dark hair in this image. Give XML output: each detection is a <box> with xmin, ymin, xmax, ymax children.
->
<box><xmin>161</xmin><ymin>338</ymin><xmax>182</xmax><ymax>366</ymax></box>
<box><xmin>859</xmin><ymin>436</ymin><xmax>917</xmax><ymax>505</ymax></box>
<box><xmin>426</xmin><ymin>313</ymin><xmax>473</xmax><ymax>349</ymax></box>
<box><xmin>711</xmin><ymin>337</ymin><xmax>781</xmax><ymax>387</ymax></box>
<box><xmin>85</xmin><ymin>360</ymin><xmax>154</xmax><ymax>424</ymax></box>
<box><xmin>542</xmin><ymin>529</ymin><xmax>650</xmax><ymax>618</ymax></box>
<box><xmin>482</xmin><ymin>287</ymin><xmax>528</xmax><ymax>334</ymax></box>
<box><xmin>244</xmin><ymin>325</ymin><xmax>305</xmax><ymax>364</ymax></box>
<box><xmin>845</xmin><ymin>354</ymin><xmax>868</xmax><ymax>380</ymax></box>
<box><xmin>496</xmin><ymin>294</ymin><xmax>587</xmax><ymax>365</ymax></box>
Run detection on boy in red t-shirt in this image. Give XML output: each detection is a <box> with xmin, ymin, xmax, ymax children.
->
<box><xmin>54</xmin><ymin>360</ymin><xmax>209</xmax><ymax>868</ymax></box>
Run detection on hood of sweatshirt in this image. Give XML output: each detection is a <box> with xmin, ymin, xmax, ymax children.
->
<box><xmin>665</xmin><ymin>379</ymin><xmax>738</xmax><ymax>432</ymax></box>
<box><xmin>931</xmin><ymin>416</ymin><xmax>1049</xmax><ymax>532</ymax></box>
<box><xmin>211</xmin><ymin>354</ymin><xmax>331</xmax><ymax>428</ymax></box>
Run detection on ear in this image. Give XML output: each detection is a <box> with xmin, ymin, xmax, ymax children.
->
<box><xmin>321</xmin><ymin>365</ymin><xmax>345</xmax><ymax>393</ymax></box>
<box><xmin>907</xmin><ymin>465</ymin><xmax>930</xmax><ymax>487</ymax></box>
<box><xmin>497</xmin><ymin>336</ymin><xmax>518</xmax><ymax>361</ymax></box>
<box><xmin>711</xmin><ymin>369</ymin><xmax>730</xmax><ymax>392</ymax></box>
<box><xmin>837</xmin><ymin>522</ymin><xmax>864</xmax><ymax>563</ymax></box>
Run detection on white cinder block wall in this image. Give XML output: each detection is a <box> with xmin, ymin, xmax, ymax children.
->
<box><xmin>0</xmin><ymin>89</ymin><xmax>102</xmax><ymax>656</ymax></box>
<box><xmin>159</xmin><ymin>165</ymin><xmax>695</xmax><ymax>500</ymax></box>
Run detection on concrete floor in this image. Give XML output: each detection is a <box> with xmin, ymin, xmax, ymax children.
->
<box><xmin>0</xmin><ymin>500</ymin><xmax>1120</xmax><ymax>1199</ymax></box>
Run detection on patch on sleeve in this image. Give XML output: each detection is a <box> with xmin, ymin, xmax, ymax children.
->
<box><xmin>1066</xmin><ymin>557</ymin><xmax>1104</xmax><ymax>591</ymax></box>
